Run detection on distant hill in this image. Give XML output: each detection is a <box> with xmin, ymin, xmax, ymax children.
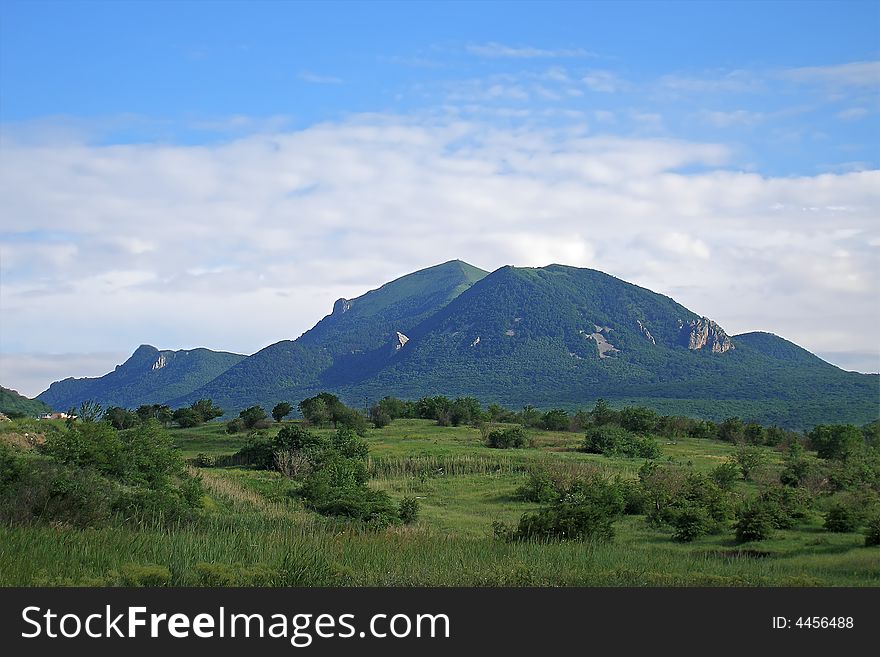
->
<box><xmin>38</xmin><ymin>261</ymin><xmax>879</xmax><ymax>428</ymax></box>
<box><xmin>37</xmin><ymin>346</ymin><xmax>246</xmax><ymax>412</ymax></box>
<box><xmin>0</xmin><ymin>387</ymin><xmax>52</xmax><ymax>417</ymax></box>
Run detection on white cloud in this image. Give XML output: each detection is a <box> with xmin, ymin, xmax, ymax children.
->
<box><xmin>658</xmin><ymin>69</ymin><xmax>764</xmax><ymax>94</ymax></box>
<box><xmin>297</xmin><ymin>71</ymin><xmax>343</xmax><ymax>84</ymax></box>
<box><xmin>1</xmin><ymin>113</ymin><xmax>878</xmax><ymax>395</ymax></box>
<box><xmin>582</xmin><ymin>70</ymin><xmax>623</xmax><ymax>93</ymax></box>
<box><xmin>778</xmin><ymin>61</ymin><xmax>880</xmax><ymax>87</ymax></box>
<box><xmin>836</xmin><ymin>107</ymin><xmax>869</xmax><ymax>121</ymax></box>
<box><xmin>698</xmin><ymin>109</ymin><xmax>765</xmax><ymax>128</ymax></box>
<box><xmin>466</xmin><ymin>42</ymin><xmax>594</xmax><ymax>58</ymax></box>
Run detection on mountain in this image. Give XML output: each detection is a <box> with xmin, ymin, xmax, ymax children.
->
<box><xmin>166</xmin><ymin>260</ymin><xmax>489</xmax><ymax>411</ymax></box>
<box><xmin>0</xmin><ymin>386</ymin><xmax>52</xmax><ymax>417</ymax></box>
<box><xmin>37</xmin><ymin>261</ymin><xmax>878</xmax><ymax>428</ymax></box>
<box><xmin>323</xmin><ymin>264</ymin><xmax>878</xmax><ymax>428</ymax></box>
<box><xmin>37</xmin><ymin>345</ymin><xmax>246</xmax><ymax>412</ymax></box>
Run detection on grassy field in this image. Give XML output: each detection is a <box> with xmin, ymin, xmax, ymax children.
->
<box><xmin>1</xmin><ymin>418</ymin><xmax>876</xmax><ymax>586</ymax></box>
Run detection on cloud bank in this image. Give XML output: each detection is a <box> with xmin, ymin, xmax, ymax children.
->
<box><xmin>1</xmin><ymin>113</ymin><xmax>878</xmax><ymax>396</ymax></box>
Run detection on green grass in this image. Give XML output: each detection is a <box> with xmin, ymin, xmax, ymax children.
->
<box><xmin>3</xmin><ymin>418</ymin><xmax>877</xmax><ymax>586</ymax></box>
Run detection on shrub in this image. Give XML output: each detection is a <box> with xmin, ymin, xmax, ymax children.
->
<box><xmin>225</xmin><ymin>418</ymin><xmax>245</xmax><ymax>434</ymax></box>
<box><xmin>371</xmin><ymin>408</ymin><xmax>391</xmax><ymax>429</ymax></box>
<box><xmin>824</xmin><ymin>503</ymin><xmax>860</xmax><ymax>533</ymax></box>
<box><xmin>399</xmin><ymin>496</ymin><xmax>420</xmax><ymax>524</ymax></box>
<box><xmin>3</xmin><ymin>421</ymin><xmax>200</xmax><ymax>528</ymax></box>
<box><xmin>275</xmin><ymin>425</ymin><xmax>328</xmax><ymax>453</ymax></box>
<box><xmin>194</xmin><ymin>562</ymin><xmax>275</xmax><ymax>586</ymax></box>
<box><xmin>734</xmin><ymin>504</ymin><xmax>775</xmax><ymax>543</ymax></box>
<box><xmin>671</xmin><ymin>505</ymin><xmax>714</xmax><ymax>542</ymax></box>
<box><xmin>486</xmin><ymin>426</ymin><xmax>527</xmax><ymax>449</ymax></box>
<box><xmin>710</xmin><ymin>461</ymin><xmax>740</xmax><ymax>490</ymax></box>
<box><xmin>583</xmin><ymin>425</ymin><xmax>660</xmax><ymax>458</ymax></box>
<box><xmin>757</xmin><ymin>485</ymin><xmax>811</xmax><ymax>529</ymax></box>
<box><xmin>192</xmin><ymin>453</ymin><xmax>215</xmax><ymax>468</ymax></box>
<box><xmin>809</xmin><ymin>424</ymin><xmax>864</xmax><ymax>461</ymax></box>
<box><xmin>506</xmin><ymin>478</ymin><xmax>625</xmax><ymax>542</ymax></box>
<box><xmin>541</xmin><ymin>409</ymin><xmax>570</xmax><ymax>432</ymax></box>
<box><xmin>302</xmin><ymin>484</ymin><xmax>398</xmax><ymax>527</ymax></box>
<box><xmin>118</xmin><ymin>564</ymin><xmax>172</xmax><ymax>587</ymax></box>
<box><xmin>516</xmin><ymin>470</ymin><xmax>559</xmax><ymax>503</ymax></box>
<box><xmin>618</xmin><ymin>406</ymin><xmax>659</xmax><ymax>434</ymax></box>
<box><xmin>733</xmin><ymin>446</ymin><xmax>765</xmax><ymax>481</ymax></box>
<box><xmin>172</xmin><ymin>408</ymin><xmax>201</xmax><ymax>428</ymax></box>
<box><xmin>272</xmin><ymin>402</ymin><xmax>293</xmax><ymax>423</ymax></box>
<box><xmin>239</xmin><ymin>406</ymin><xmax>268</xmax><ymax>429</ymax></box>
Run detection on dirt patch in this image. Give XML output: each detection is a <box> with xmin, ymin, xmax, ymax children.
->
<box><xmin>0</xmin><ymin>431</ymin><xmax>45</xmax><ymax>450</ymax></box>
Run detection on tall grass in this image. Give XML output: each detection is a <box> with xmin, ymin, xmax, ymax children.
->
<box><xmin>367</xmin><ymin>454</ymin><xmax>617</xmax><ymax>480</ymax></box>
<box><xmin>2</xmin><ymin>516</ymin><xmax>876</xmax><ymax>587</ymax></box>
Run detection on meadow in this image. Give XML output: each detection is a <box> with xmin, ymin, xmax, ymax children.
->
<box><xmin>1</xmin><ymin>416</ymin><xmax>876</xmax><ymax>587</ymax></box>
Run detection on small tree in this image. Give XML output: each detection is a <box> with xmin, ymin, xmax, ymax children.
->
<box><xmin>590</xmin><ymin>398</ymin><xmax>615</xmax><ymax>426</ymax></box>
<box><xmin>809</xmin><ymin>424</ymin><xmax>864</xmax><ymax>461</ymax></box>
<box><xmin>718</xmin><ymin>417</ymin><xmax>744</xmax><ymax>443</ymax></box>
<box><xmin>486</xmin><ymin>426</ymin><xmax>527</xmax><ymax>449</ymax></box>
<box><xmin>172</xmin><ymin>408</ymin><xmax>201</xmax><ymax>428</ymax></box>
<box><xmin>191</xmin><ymin>399</ymin><xmax>223</xmax><ymax>423</ymax></box>
<box><xmin>104</xmin><ymin>406</ymin><xmax>138</xmax><ymax>430</ymax></box>
<box><xmin>710</xmin><ymin>461</ymin><xmax>740</xmax><ymax>490</ymax></box>
<box><xmin>542</xmin><ymin>409</ymin><xmax>570</xmax><ymax>432</ymax></box>
<box><xmin>733</xmin><ymin>446</ymin><xmax>765</xmax><ymax>481</ymax></box>
<box><xmin>272</xmin><ymin>402</ymin><xmax>293</xmax><ymax>423</ymax></box>
<box><xmin>239</xmin><ymin>406</ymin><xmax>268</xmax><ymax>429</ymax></box>
<box><xmin>824</xmin><ymin>503</ymin><xmax>860</xmax><ymax>533</ymax></box>
<box><xmin>735</xmin><ymin>504</ymin><xmax>775</xmax><ymax>543</ymax></box>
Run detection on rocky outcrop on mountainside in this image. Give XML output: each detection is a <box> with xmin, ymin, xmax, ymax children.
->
<box><xmin>679</xmin><ymin>317</ymin><xmax>734</xmax><ymax>353</ymax></box>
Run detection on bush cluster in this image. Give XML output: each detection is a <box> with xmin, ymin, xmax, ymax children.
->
<box><xmin>486</xmin><ymin>426</ymin><xmax>527</xmax><ymax>449</ymax></box>
<box><xmin>0</xmin><ymin>419</ymin><xmax>202</xmax><ymax>527</ymax></box>
<box><xmin>498</xmin><ymin>477</ymin><xmax>625</xmax><ymax>542</ymax></box>
<box><xmin>582</xmin><ymin>425</ymin><xmax>660</xmax><ymax>459</ymax></box>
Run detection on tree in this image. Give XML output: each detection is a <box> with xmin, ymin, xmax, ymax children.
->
<box><xmin>542</xmin><ymin>408</ymin><xmax>570</xmax><ymax>432</ymax></box>
<box><xmin>809</xmin><ymin>424</ymin><xmax>864</xmax><ymax>461</ymax></box>
<box><xmin>156</xmin><ymin>405</ymin><xmax>173</xmax><ymax>427</ymax></box>
<box><xmin>618</xmin><ymin>406</ymin><xmax>658</xmax><ymax>434</ymax></box>
<box><xmin>191</xmin><ymin>399</ymin><xmax>223</xmax><ymax>423</ymax></box>
<box><xmin>590</xmin><ymin>398</ymin><xmax>615</xmax><ymax>426</ymax></box>
<box><xmin>239</xmin><ymin>406</ymin><xmax>268</xmax><ymax>429</ymax></box>
<box><xmin>104</xmin><ymin>406</ymin><xmax>137</xmax><ymax>430</ymax></box>
<box><xmin>173</xmin><ymin>408</ymin><xmax>201</xmax><ymax>428</ymax></box>
<box><xmin>519</xmin><ymin>405</ymin><xmax>542</xmax><ymax>428</ymax></box>
<box><xmin>733</xmin><ymin>446</ymin><xmax>765</xmax><ymax>481</ymax></box>
<box><xmin>718</xmin><ymin>417</ymin><xmax>744</xmax><ymax>443</ymax></box>
<box><xmin>735</xmin><ymin>504</ymin><xmax>775</xmax><ymax>543</ymax></box>
<box><xmin>449</xmin><ymin>396</ymin><xmax>482</xmax><ymax>426</ymax></box>
<box><xmin>272</xmin><ymin>402</ymin><xmax>293</xmax><ymax>423</ymax></box>
<box><xmin>76</xmin><ymin>400</ymin><xmax>104</xmax><ymax>423</ymax></box>
<box><xmin>136</xmin><ymin>404</ymin><xmax>160</xmax><ymax>422</ymax></box>
<box><xmin>743</xmin><ymin>422</ymin><xmax>765</xmax><ymax>445</ymax></box>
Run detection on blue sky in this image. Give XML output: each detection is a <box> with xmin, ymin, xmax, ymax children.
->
<box><xmin>1</xmin><ymin>0</ymin><xmax>878</xmax><ymax>396</ymax></box>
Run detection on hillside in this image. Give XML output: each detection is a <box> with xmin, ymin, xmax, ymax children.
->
<box><xmin>37</xmin><ymin>345</ymin><xmax>246</xmax><ymax>412</ymax></box>
<box><xmin>0</xmin><ymin>387</ymin><xmax>52</xmax><ymax>417</ymax></box>
<box><xmin>328</xmin><ymin>265</ymin><xmax>878</xmax><ymax>428</ymax></box>
<box><xmin>166</xmin><ymin>259</ymin><xmax>489</xmax><ymax>410</ymax></box>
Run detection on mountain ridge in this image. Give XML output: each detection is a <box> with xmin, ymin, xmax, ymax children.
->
<box><xmin>37</xmin><ymin>261</ymin><xmax>878</xmax><ymax>428</ymax></box>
